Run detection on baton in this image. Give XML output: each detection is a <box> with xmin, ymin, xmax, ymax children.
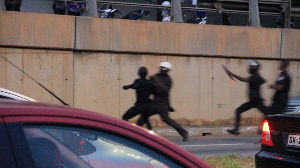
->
<box><xmin>222</xmin><ymin>65</ymin><xmax>236</xmax><ymax>83</ymax></box>
<box><xmin>227</xmin><ymin>72</ymin><xmax>236</xmax><ymax>83</ymax></box>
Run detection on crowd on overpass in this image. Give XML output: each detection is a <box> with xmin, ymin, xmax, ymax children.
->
<box><xmin>1</xmin><ymin>0</ymin><xmax>298</xmax><ymax>28</ymax></box>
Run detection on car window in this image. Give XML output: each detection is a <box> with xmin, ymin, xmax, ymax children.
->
<box><xmin>23</xmin><ymin>125</ymin><xmax>183</xmax><ymax>168</ymax></box>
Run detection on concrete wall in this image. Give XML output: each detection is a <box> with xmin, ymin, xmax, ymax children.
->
<box><xmin>0</xmin><ymin>47</ymin><xmax>74</xmax><ymax>105</ymax></box>
<box><xmin>1</xmin><ymin>11</ymin><xmax>300</xmax><ymax>126</ymax></box>
<box><xmin>75</xmin><ymin>17</ymin><xmax>282</xmax><ymax>58</ymax></box>
<box><xmin>0</xmin><ymin>12</ymin><xmax>75</xmax><ymax>49</ymax></box>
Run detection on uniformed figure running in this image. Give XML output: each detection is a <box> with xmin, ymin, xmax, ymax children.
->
<box><xmin>222</xmin><ymin>60</ymin><xmax>268</xmax><ymax>135</ymax></box>
<box><xmin>137</xmin><ymin>62</ymin><xmax>189</xmax><ymax>141</ymax></box>
<box><xmin>268</xmin><ymin>60</ymin><xmax>291</xmax><ymax>115</ymax></box>
<box><xmin>122</xmin><ymin>67</ymin><xmax>155</xmax><ymax>130</ymax></box>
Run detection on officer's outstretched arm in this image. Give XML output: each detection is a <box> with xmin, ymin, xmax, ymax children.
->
<box><xmin>122</xmin><ymin>85</ymin><xmax>130</xmax><ymax>90</ymax></box>
<box><xmin>222</xmin><ymin>66</ymin><xmax>248</xmax><ymax>82</ymax></box>
<box><xmin>229</xmin><ymin>72</ymin><xmax>249</xmax><ymax>82</ymax></box>
<box><xmin>123</xmin><ymin>79</ymin><xmax>141</xmax><ymax>90</ymax></box>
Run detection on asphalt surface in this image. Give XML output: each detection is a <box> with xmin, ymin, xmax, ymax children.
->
<box><xmin>152</xmin><ymin>125</ymin><xmax>261</xmax><ymax>137</ymax></box>
<box><xmin>165</xmin><ymin>134</ymin><xmax>261</xmax><ymax>158</ymax></box>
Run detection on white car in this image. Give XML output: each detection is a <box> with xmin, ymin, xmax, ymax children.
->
<box><xmin>0</xmin><ymin>87</ymin><xmax>36</xmax><ymax>102</ymax></box>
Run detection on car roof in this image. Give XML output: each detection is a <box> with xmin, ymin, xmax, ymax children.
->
<box><xmin>0</xmin><ymin>98</ymin><xmax>133</xmax><ymax>127</ymax></box>
<box><xmin>0</xmin><ymin>98</ymin><xmax>212</xmax><ymax>168</ymax></box>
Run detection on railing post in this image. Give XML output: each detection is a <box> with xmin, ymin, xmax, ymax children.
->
<box><xmin>171</xmin><ymin>0</ymin><xmax>183</xmax><ymax>22</ymax></box>
<box><xmin>247</xmin><ymin>0</ymin><xmax>261</xmax><ymax>27</ymax></box>
<box><xmin>284</xmin><ymin>0</ymin><xmax>291</xmax><ymax>28</ymax></box>
<box><xmin>88</xmin><ymin>0</ymin><xmax>98</xmax><ymax>17</ymax></box>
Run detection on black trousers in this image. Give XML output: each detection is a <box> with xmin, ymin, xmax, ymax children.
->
<box><xmin>269</xmin><ymin>95</ymin><xmax>288</xmax><ymax>115</ymax></box>
<box><xmin>6</xmin><ymin>4</ymin><xmax>21</xmax><ymax>11</ymax></box>
<box><xmin>122</xmin><ymin>103</ymin><xmax>152</xmax><ymax>130</ymax></box>
<box><xmin>234</xmin><ymin>98</ymin><xmax>268</xmax><ymax>130</ymax></box>
<box><xmin>137</xmin><ymin>101</ymin><xmax>187</xmax><ymax>137</ymax></box>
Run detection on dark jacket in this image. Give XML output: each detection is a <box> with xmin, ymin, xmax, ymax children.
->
<box><xmin>128</xmin><ymin>78</ymin><xmax>155</xmax><ymax>105</ymax></box>
<box><xmin>248</xmin><ymin>72</ymin><xmax>266</xmax><ymax>100</ymax></box>
<box><xmin>273</xmin><ymin>70</ymin><xmax>291</xmax><ymax>102</ymax></box>
<box><xmin>152</xmin><ymin>73</ymin><xmax>172</xmax><ymax>104</ymax></box>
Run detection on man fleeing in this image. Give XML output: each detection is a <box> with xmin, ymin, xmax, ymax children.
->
<box><xmin>268</xmin><ymin>60</ymin><xmax>291</xmax><ymax>115</ymax></box>
<box><xmin>222</xmin><ymin>60</ymin><xmax>268</xmax><ymax>135</ymax></box>
<box><xmin>122</xmin><ymin>67</ymin><xmax>155</xmax><ymax>130</ymax></box>
<box><xmin>137</xmin><ymin>62</ymin><xmax>189</xmax><ymax>141</ymax></box>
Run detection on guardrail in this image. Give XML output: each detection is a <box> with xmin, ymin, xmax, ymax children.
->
<box><xmin>96</xmin><ymin>0</ymin><xmax>298</xmax><ymax>27</ymax></box>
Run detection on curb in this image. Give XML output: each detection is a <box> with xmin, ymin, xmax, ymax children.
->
<box><xmin>152</xmin><ymin>125</ymin><xmax>261</xmax><ymax>137</ymax></box>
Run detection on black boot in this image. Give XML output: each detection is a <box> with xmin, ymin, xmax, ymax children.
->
<box><xmin>227</xmin><ymin>128</ymin><xmax>240</xmax><ymax>135</ymax></box>
<box><xmin>182</xmin><ymin>130</ymin><xmax>189</xmax><ymax>141</ymax></box>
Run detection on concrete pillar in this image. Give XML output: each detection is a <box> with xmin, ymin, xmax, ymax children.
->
<box><xmin>88</xmin><ymin>0</ymin><xmax>98</xmax><ymax>17</ymax></box>
<box><xmin>247</xmin><ymin>0</ymin><xmax>261</xmax><ymax>27</ymax></box>
<box><xmin>171</xmin><ymin>0</ymin><xmax>183</xmax><ymax>23</ymax></box>
<box><xmin>284</xmin><ymin>0</ymin><xmax>291</xmax><ymax>28</ymax></box>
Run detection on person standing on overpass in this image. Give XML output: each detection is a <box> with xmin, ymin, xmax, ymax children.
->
<box><xmin>222</xmin><ymin>60</ymin><xmax>268</xmax><ymax>135</ymax></box>
<box><xmin>5</xmin><ymin>0</ymin><xmax>22</xmax><ymax>11</ymax></box>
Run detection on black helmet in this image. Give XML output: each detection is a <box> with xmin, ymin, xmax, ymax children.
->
<box><xmin>138</xmin><ymin>67</ymin><xmax>148</xmax><ymax>78</ymax></box>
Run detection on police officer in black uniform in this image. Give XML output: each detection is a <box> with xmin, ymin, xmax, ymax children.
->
<box><xmin>222</xmin><ymin>60</ymin><xmax>268</xmax><ymax>135</ymax></box>
<box><xmin>137</xmin><ymin>62</ymin><xmax>189</xmax><ymax>141</ymax></box>
<box><xmin>268</xmin><ymin>60</ymin><xmax>291</xmax><ymax>115</ymax></box>
<box><xmin>122</xmin><ymin>67</ymin><xmax>155</xmax><ymax>130</ymax></box>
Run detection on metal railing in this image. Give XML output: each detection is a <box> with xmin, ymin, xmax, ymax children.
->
<box><xmin>96</xmin><ymin>0</ymin><xmax>298</xmax><ymax>16</ymax></box>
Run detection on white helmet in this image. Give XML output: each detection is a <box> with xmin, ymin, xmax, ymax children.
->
<box><xmin>247</xmin><ymin>60</ymin><xmax>260</xmax><ymax>70</ymax></box>
<box><xmin>160</xmin><ymin>62</ymin><xmax>172</xmax><ymax>70</ymax></box>
<box><xmin>162</xmin><ymin>1</ymin><xmax>171</xmax><ymax>7</ymax></box>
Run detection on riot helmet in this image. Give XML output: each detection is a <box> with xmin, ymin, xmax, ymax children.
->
<box><xmin>247</xmin><ymin>60</ymin><xmax>260</xmax><ymax>74</ymax></box>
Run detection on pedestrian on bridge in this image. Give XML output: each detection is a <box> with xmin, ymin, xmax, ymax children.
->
<box><xmin>5</xmin><ymin>0</ymin><xmax>22</xmax><ymax>11</ymax></box>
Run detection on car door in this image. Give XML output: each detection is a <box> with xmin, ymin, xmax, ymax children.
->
<box><xmin>4</xmin><ymin>115</ymin><xmax>201</xmax><ymax>168</ymax></box>
<box><xmin>0</xmin><ymin>118</ymin><xmax>17</xmax><ymax>168</ymax></box>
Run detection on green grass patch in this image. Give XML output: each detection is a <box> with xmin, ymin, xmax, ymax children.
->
<box><xmin>202</xmin><ymin>155</ymin><xmax>255</xmax><ymax>168</ymax></box>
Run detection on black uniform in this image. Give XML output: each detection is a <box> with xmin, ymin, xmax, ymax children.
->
<box><xmin>122</xmin><ymin>78</ymin><xmax>155</xmax><ymax>129</ymax></box>
<box><xmin>269</xmin><ymin>70</ymin><xmax>291</xmax><ymax>115</ymax></box>
<box><xmin>137</xmin><ymin>73</ymin><xmax>188</xmax><ymax>138</ymax></box>
<box><xmin>233</xmin><ymin>72</ymin><xmax>268</xmax><ymax>131</ymax></box>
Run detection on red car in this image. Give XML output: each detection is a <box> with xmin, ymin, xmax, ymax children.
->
<box><xmin>0</xmin><ymin>98</ymin><xmax>212</xmax><ymax>168</ymax></box>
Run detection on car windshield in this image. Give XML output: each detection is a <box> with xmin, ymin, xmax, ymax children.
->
<box><xmin>24</xmin><ymin>125</ymin><xmax>181</xmax><ymax>168</ymax></box>
<box><xmin>285</xmin><ymin>112</ymin><xmax>300</xmax><ymax>116</ymax></box>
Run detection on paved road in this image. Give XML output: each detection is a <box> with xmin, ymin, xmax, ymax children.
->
<box><xmin>166</xmin><ymin>135</ymin><xmax>261</xmax><ymax>158</ymax></box>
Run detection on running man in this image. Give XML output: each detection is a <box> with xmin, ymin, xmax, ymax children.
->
<box><xmin>222</xmin><ymin>60</ymin><xmax>268</xmax><ymax>135</ymax></box>
<box><xmin>137</xmin><ymin>62</ymin><xmax>189</xmax><ymax>141</ymax></box>
<box><xmin>122</xmin><ymin>67</ymin><xmax>155</xmax><ymax>130</ymax></box>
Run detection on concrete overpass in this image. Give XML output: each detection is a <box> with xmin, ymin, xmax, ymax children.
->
<box><xmin>0</xmin><ymin>11</ymin><xmax>299</xmax><ymax>127</ymax></box>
